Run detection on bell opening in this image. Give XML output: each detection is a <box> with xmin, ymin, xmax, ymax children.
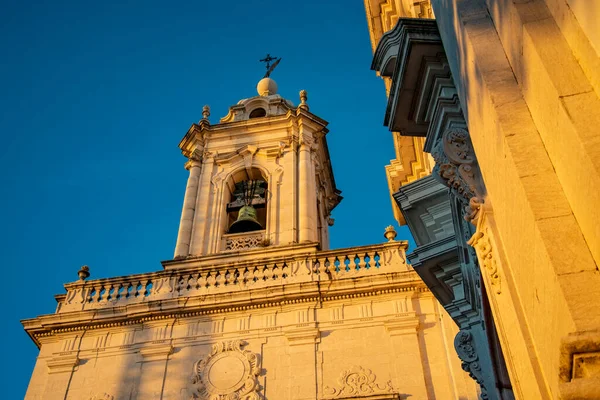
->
<box><xmin>226</xmin><ymin>177</ymin><xmax>268</xmax><ymax>235</ymax></box>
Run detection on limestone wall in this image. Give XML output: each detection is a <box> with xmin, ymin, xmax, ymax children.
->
<box><xmin>429</xmin><ymin>0</ymin><xmax>600</xmax><ymax>398</ymax></box>
<box><xmin>25</xmin><ymin>292</ymin><xmax>476</xmax><ymax>400</ymax></box>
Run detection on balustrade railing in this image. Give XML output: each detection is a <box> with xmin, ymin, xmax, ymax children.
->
<box><xmin>59</xmin><ymin>242</ymin><xmax>410</xmax><ymax>313</ymax></box>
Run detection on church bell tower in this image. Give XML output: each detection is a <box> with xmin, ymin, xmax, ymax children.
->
<box><xmin>173</xmin><ymin>76</ymin><xmax>342</xmax><ymax>259</ymax></box>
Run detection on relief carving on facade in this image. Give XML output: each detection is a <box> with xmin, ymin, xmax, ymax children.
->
<box><xmin>431</xmin><ymin>128</ymin><xmax>484</xmax><ymax>223</ymax></box>
<box><xmin>468</xmin><ymin>227</ymin><xmax>501</xmax><ymax>295</ymax></box>
<box><xmin>224</xmin><ymin>232</ymin><xmax>265</xmax><ymax>251</ymax></box>
<box><xmin>323</xmin><ymin>365</ymin><xmax>394</xmax><ymax>398</ymax></box>
<box><xmin>454</xmin><ymin>330</ymin><xmax>489</xmax><ymax>400</ymax></box>
<box><xmin>188</xmin><ymin>340</ymin><xmax>261</xmax><ymax>400</ymax></box>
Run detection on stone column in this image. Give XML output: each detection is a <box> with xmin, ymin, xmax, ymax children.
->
<box><xmin>174</xmin><ymin>154</ymin><xmax>202</xmax><ymax>258</ymax></box>
<box><xmin>298</xmin><ymin>141</ymin><xmax>313</xmax><ymax>243</ymax></box>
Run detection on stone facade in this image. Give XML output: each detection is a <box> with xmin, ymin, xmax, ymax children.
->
<box><xmin>22</xmin><ymin>81</ymin><xmax>479</xmax><ymax>399</ymax></box>
<box><xmin>365</xmin><ymin>1</ymin><xmax>600</xmax><ymax>399</ymax></box>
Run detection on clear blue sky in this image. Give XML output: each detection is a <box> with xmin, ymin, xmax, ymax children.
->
<box><xmin>1</xmin><ymin>1</ymin><xmax>415</xmax><ymax>396</ymax></box>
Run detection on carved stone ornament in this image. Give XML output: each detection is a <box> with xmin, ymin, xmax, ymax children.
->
<box><xmin>468</xmin><ymin>228</ymin><xmax>501</xmax><ymax>294</ymax></box>
<box><xmin>188</xmin><ymin>340</ymin><xmax>261</xmax><ymax>400</ymax></box>
<box><xmin>323</xmin><ymin>365</ymin><xmax>394</xmax><ymax>398</ymax></box>
<box><xmin>431</xmin><ymin>128</ymin><xmax>484</xmax><ymax>223</ymax></box>
<box><xmin>454</xmin><ymin>330</ymin><xmax>489</xmax><ymax>400</ymax></box>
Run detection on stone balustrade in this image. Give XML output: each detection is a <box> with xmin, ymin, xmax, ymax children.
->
<box><xmin>58</xmin><ymin>242</ymin><xmax>411</xmax><ymax>314</ymax></box>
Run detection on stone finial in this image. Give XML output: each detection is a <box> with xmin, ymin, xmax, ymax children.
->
<box><xmin>384</xmin><ymin>225</ymin><xmax>397</xmax><ymax>242</ymax></box>
<box><xmin>299</xmin><ymin>89</ymin><xmax>309</xmax><ymax>110</ymax></box>
<box><xmin>201</xmin><ymin>105</ymin><xmax>210</xmax><ymax>121</ymax></box>
<box><xmin>78</xmin><ymin>265</ymin><xmax>90</xmax><ymax>281</ymax></box>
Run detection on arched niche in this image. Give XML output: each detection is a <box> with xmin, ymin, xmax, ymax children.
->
<box><xmin>223</xmin><ymin>166</ymin><xmax>269</xmax><ymax>234</ymax></box>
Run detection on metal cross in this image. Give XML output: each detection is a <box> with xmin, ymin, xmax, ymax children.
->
<box><xmin>259</xmin><ymin>54</ymin><xmax>282</xmax><ymax>78</ymax></box>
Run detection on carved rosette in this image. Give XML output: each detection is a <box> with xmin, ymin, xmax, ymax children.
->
<box><xmin>431</xmin><ymin>128</ymin><xmax>484</xmax><ymax>223</ymax></box>
<box><xmin>189</xmin><ymin>340</ymin><xmax>260</xmax><ymax>400</ymax></box>
<box><xmin>454</xmin><ymin>330</ymin><xmax>489</xmax><ymax>400</ymax></box>
<box><xmin>323</xmin><ymin>365</ymin><xmax>394</xmax><ymax>398</ymax></box>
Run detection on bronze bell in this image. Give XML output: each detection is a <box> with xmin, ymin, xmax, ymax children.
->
<box><xmin>228</xmin><ymin>205</ymin><xmax>263</xmax><ymax>234</ymax></box>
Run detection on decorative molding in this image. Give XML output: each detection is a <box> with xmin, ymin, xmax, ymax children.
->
<box><xmin>323</xmin><ymin>365</ymin><xmax>394</xmax><ymax>398</ymax></box>
<box><xmin>46</xmin><ymin>353</ymin><xmax>79</xmax><ymax>374</ymax></box>
<box><xmin>139</xmin><ymin>343</ymin><xmax>173</xmax><ymax>362</ymax></box>
<box><xmin>431</xmin><ymin>128</ymin><xmax>483</xmax><ymax>223</ymax></box>
<box><xmin>189</xmin><ymin>340</ymin><xmax>260</xmax><ymax>400</ymax></box>
<box><xmin>454</xmin><ymin>330</ymin><xmax>489</xmax><ymax>399</ymax></box>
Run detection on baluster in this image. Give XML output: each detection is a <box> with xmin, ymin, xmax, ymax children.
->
<box><xmin>272</xmin><ymin>264</ymin><xmax>279</xmax><ymax>280</ymax></box>
<box><xmin>364</xmin><ymin>253</ymin><xmax>371</xmax><ymax>269</ymax></box>
<box><xmin>243</xmin><ymin>267</ymin><xmax>251</xmax><ymax>284</ymax></box>
<box><xmin>214</xmin><ymin>271</ymin><xmax>222</xmax><ymax>287</ymax></box>
<box><xmin>134</xmin><ymin>281</ymin><xmax>143</xmax><ymax>297</ymax></box>
<box><xmin>233</xmin><ymin>268</ymin><xmax>241</xmax><ymax>284</ymax></box>
<box><xmin>206</xmin><ymin>272</ymin><xmax>215</xmax><ymax>288</ymax></box>
<box><xmin>88</xmin><ymin>286</ymin><xmax>97</xmax><ymax>303</ymax></box>
<box><xmin>98</xmin><ymin>285</ymin><xmax>106</xmax><ymax>302</ymax></box>
<box><xmin>106</xmin><ymin>284</ymin><xmax>115</xmax><ymax>301</ymax></box>
<box><xmin>334</xmin><ymin>257</ymin><xmax>341</xmax><ymax>273</ymax></box>
<box><xmin>116</xmin><ymin>284</ymin><xmax>125</xmax><ymax>300</ymax></box>
<box><xmin>198</xmin><ymin>272</ymin><xmax>208</xmax><ymax>289</ymax></box>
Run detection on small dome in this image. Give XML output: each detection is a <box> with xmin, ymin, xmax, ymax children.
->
<box><xmin>257</xmin><ymin>78</ymin><xmax>278</xmax><ymax>96</ymax></box>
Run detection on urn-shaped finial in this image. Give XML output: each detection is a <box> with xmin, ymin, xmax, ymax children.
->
<box><xmin>384</xmin><ymin>225</ymin><xmax>397</xmax><ymax>242</ymax></box>
<box><xmin>299</xmin><ymin>89</ymin><xmax>309</xmax><ymax>110</ymax></box>
<box><xmin>201</xmin><ymin>105</ymin><xmax>211</xmax><ymax>121</ymax></box>
<box><xmin>78</xmin><ymin>265</ymin><xmax>90</xmax><ymax>281</ymax></box>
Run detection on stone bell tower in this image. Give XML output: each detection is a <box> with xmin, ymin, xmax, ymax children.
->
<box><xmin>22</xmin><ymin>72</ymin><xmax>479</xmax><ymax>400</ymax></box>
<box><xmin>173</xmin><ymin>76</ymin><xmax>342</xmax><ymax>258</ymax></box>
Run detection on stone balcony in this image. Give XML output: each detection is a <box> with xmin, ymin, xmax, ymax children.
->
<box><xmin>23</xmin><ymin>240</ymin><xmax>426</xmax><ymax>346</ymax></box>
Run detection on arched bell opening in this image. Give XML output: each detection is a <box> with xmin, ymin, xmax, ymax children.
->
<box><xmin>225</xmin><ymin>167</ymin><xmax>268</xmax><ymax>235</ymax></box>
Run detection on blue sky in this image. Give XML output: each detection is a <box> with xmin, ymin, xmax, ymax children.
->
<box><xmin>1</xmin><ymin>1</ymin><xmax>414</xmax><ymax>396</ymax></box>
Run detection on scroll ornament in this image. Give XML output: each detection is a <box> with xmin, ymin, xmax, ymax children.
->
<box><xmin>323</xmin><ymin>365</ymin><xmax>394</xmax><ymax>398</ymax></box>
<box><xmin>454</xmin><ymin>330</ymin><xmax>489</xmax><ymax>400</ymax></box>
<box><xmin>189</xmin><ymin>340</ymin><xmax>260</xmax><ymax>400</ymax></box>
<box><xmin>431</xmin><ymin>128</ymin><xmax>484</xmax><ymax>223</ymax></box>
<box><xmin>468</xmin><ymin>227</ymin><xmax>501</xmax><ymax>294</ymax></box>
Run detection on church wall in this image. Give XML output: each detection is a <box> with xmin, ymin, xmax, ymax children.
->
<box><xmin>25</xmin><ymin>292</ymin><xmax>478</xmax><ymax>399</ymax></box>
<box><xmin>429</xmin><ymin>0</ymin><xmax>600</xmax><ymax>398</ymax></box>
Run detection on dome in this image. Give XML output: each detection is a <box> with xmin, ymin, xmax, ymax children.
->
<box><xmin>257</xmin><ymin>78</ymin><xmax>278</xmax><ymax>96</ymax></box>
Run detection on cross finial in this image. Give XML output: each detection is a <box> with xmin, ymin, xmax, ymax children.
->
<box><xmin>259</xmin><ymin>54</ymin><xmax>282</xmax><ymax>78</ymax></box>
